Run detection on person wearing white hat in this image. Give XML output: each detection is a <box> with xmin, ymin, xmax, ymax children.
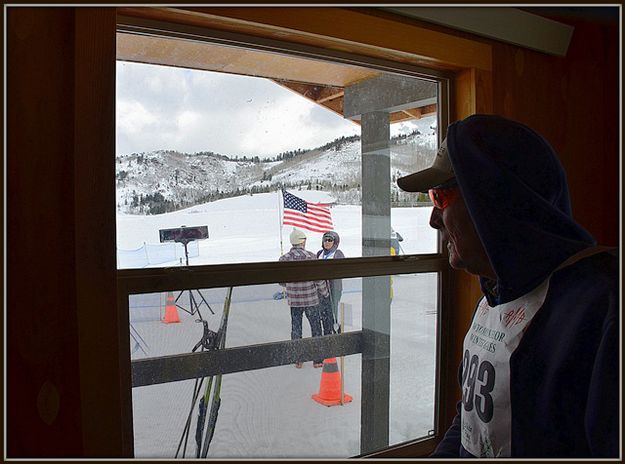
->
<box><xmin>399</xmin><ymin>115</ymin><xmax>617</xmax><ymax>458</ymax></box>
<box><xmin>279</xmin><ymin>228</ymin><xmax>330</xmax><ymax>368</ymax></box>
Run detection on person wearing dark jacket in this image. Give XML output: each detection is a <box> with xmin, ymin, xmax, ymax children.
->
<box><xmin>398</xmin><ymin>114</ymin><xmax>618</xmax><ymax>458</ymax></box>
<box><xmin>316</xmin><ymin>231</ymin><xmax>345</xmax><ymax>334</ymax></box>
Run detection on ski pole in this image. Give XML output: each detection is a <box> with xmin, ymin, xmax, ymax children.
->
<box><xmin>175</xmin><ymin>376</ymin><xmax>204</xmax><ymax>458</ymax></box>
<box><xmin>195</xmin><ymin>376</ymin><xmax>215</xmax><ymax>457</ymax></box>
<box><xmin>178</xmin><ymin>317</ymin><xmax>220</xmax><ymax>457</ymax></box>
<box><xmin>178</xmin><ymin>318</ymin><xmax>219</xmax><ymax>458</ymax></box>
<box><xmin>200</xmin><ymin>286</ymin><xmax>233</xmax><ymax>457</ymax></box>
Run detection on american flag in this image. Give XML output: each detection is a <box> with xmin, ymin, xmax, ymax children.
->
<box><xmin>282</xmin><ymin>190</ymin><xmax>333</xmax><ymax>233</ymax></box>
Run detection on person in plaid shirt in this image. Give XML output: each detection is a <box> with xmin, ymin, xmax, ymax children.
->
<box><xmin>279</xmin><ymin>228</ymin><xmax>330</xmax><ymax>368</ymax></box>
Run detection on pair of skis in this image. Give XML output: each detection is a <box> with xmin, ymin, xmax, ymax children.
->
<box><xmin>175</xmin><ymin>287</ymin><xmax>233</xmax><ymax>458</ymax></box>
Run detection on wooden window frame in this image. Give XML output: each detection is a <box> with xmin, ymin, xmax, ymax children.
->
<box><xmin>113</xmin><ymin>7</ymin><xmax>493</xmax><ymax>458</ymax></box>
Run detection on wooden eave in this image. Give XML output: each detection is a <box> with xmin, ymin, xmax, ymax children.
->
<box><xmin>116</xmin><ymin>30</ymin><xmax>437</xmax><ymax>124</ymax></box>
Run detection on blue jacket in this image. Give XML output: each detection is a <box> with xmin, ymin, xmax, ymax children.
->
<box><xmin>432</xmin><ymin>115</ymin><xmax>619</xmax><ymax>458</ymax></box>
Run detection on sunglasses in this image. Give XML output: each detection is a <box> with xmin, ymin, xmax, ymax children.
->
<box><xmin>323</xmin><ymin>237</ymin><xmax>334</xmax><ymax>242</ymax></box>
<box><xmin>428</xmin><ymin>179</ymin><xmax>459</xmax><ymax>210</ymax></box>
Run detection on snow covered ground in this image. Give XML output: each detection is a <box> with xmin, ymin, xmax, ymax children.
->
<box><xmin>117</xmin><ymin>190</ymin><xmax>438</xmax><ymax>265</ymax></box>
<box><xmin>118</xmin><ymin>192</ymin><xmax>440</xmax><ymax>458</ymax></box>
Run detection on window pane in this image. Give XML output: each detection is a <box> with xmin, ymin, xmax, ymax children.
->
<box><xmin>132</xmin><ymin>357</ymin><xmax>362</xmax><ymax>458</ymax></box>
<box><xmin>390</xmin><ymin>273</ymin><xmax>438</xmax><ymax>447</ymax></box>
<box><xmin>116</xmin><ymin>34</ymin><xmax>439</xmax><ymax>269</ymax></box>
<box><xmin>129</xmin><ymin>273</ymin><xmax>437</xmax><ymax>457</ymax></box>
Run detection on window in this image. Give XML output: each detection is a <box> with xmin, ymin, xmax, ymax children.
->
<box><xmin>130</xmin><ymin>274</ymin><xmax>437</xmax><ymax>457</ymax></box>
<box><xmin>117</xmin><ymin>17</ymin><xmax>451</xmax><ymax>458</ymax></box>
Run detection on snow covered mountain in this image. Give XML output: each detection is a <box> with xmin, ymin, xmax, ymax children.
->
<box><xmin>116</xmin><ymin>116</ymin><xmax>438</xmax><ymax>214</ymax></box>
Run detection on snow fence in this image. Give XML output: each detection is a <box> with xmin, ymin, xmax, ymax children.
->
<box><xmin>117</xmin><ymin>241</ymin><xmax>200</xmax><ymax>269</ymax></box>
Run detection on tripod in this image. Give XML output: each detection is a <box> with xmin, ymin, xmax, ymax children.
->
<box><xmin>174</xmin><ymin>289</ymin><xmax>214</xmax><ymax>320</ymax></box>
<box><xmin>173</xmin><ymin>239</ymin><xmax>214</xmax><ymax>321</ymax></box>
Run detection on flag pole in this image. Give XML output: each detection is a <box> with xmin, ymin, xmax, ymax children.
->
<box><xmin>278</xmin><ymin>189</ymin><xmax>287</xmax><ymax>301</ymax></box>
<box><xmin>278</xmin><ymin>189</ymin><xmax>284</xmax><ymax>255</ymax></box>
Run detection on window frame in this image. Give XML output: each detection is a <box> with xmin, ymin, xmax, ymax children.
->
<box><xmin>116</xmin><ymin>13</ymin><xmax>455</xmax><ymax>458</ymax></box>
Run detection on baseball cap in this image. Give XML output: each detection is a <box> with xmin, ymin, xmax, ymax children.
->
<box><xmin>397</xmin><ymin>138</ymin><xmax>454</xmax><ymax>193</ymax></box>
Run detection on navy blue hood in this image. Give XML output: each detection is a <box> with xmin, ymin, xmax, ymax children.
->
<box><xmin>446</xmin><ymin>115</ymin><xmax>595</xmax><ymax>305</ymax></box>
<box><xmin>320</xmin><ymin>231</ymin><xmax>340</xmax><ymax>256</ymax></box>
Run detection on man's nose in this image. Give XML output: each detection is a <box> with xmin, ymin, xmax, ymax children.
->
<box><xmin>429</xmin><ymin>207</ymin><xmax>443</xmax><ymax>229</ymax></box>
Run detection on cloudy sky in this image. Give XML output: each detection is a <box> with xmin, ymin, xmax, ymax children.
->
<box><xmin>116</xmin><ymin>61</ymin><xmax>420</xmax><ymax>159</ymax></box>
<box><xmin>116</xmin><ymin>61</ymin><xmax>362</xmax><ymax>158</ymax></box>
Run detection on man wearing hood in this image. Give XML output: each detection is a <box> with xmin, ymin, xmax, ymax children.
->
<box><xmin>398</xmin><ymin>114</ymin><xmax>618</xmax><ymax>458</ymax></box>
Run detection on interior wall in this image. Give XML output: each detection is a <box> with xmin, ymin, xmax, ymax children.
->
<box><xmin>7</xmin><ymin>8</ymin><xmax>83</xmax><ymax>457</ymax></box>
<box><xmin>490</xmin><ymin>13</ymin><xmax>619</xmax><ymax>246</ymax></box>
<box><xmin>7</xmin><ymin>7</ymin><xmax>120</xmax><ymax>458</ymax></box>
<box><xmin>444</xmin><ymin>9</ymin><xmax>619</xmax><ymax>435</ymax></box>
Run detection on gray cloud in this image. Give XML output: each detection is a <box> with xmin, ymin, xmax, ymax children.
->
<box><xmin>116</xmin><ymin>62</ymin><xmax>361</xmax><ymax>158</ymax></box>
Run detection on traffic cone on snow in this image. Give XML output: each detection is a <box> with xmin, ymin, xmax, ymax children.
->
<box><xmin>312</xmin><ymin>358</ymin><xmax>352</xmax><ymax>406</ymax></box>
<box><xmin>162</xmin><ymin>291</ymin><xmax>181</xmax><ymax>324</ymax></box>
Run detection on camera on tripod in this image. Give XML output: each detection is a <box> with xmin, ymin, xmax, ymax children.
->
<box><xmin>157</xmin><ymin>225</ymin><xmax>212</xmax><ymax>320</ymax></box>
<box><xmin>159</xmin><ymin>225</ymin><xmax>209</xmax><ymax>245</ymax></box>
<box><xmin>159</xmin><ymin>225</ymin><xmax>208</xmax><ymax>267</ymax></box>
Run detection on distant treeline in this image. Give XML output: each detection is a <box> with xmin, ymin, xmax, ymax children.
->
<box><xmin>120</xmin><ymin>183</ymin><xmax>430</xmax><ymax>215</ymax></box>
<box><xmin>117</xmin><ymin>130</ymin><xmax>431</xmax><ymax>214</ymax></box>
<box><xmin>118</xmin><ymin>130</ymin><xmax>421</xmax><ymax>165</ymax></box>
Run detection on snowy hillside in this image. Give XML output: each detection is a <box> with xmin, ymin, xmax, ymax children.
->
<box><xmin>116</xmin><ymin>115</ymin><xmax>437</xmax><ymax>214</ymax></box>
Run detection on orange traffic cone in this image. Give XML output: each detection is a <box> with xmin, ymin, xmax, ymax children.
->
<box><xmin>311</xmin><ymin>358</ymin><xmax>352</xmax><ymax>406</ymax></box>
<box><xmin>162</xmin><ymin>291</ymin><xmax>181</xmax><ymax>324</ymax></box>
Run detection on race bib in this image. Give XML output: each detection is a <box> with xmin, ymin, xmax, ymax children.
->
<box><xmin>460</xmin><ymin>278</ymin><xmax>550</xmax><ymax>457</ymax></box>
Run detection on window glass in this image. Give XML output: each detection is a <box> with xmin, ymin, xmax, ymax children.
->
<box><xmin>390</xmin><ymin>272</ymin><xmax>438</xmax><ymax>446</ymax></box>
<box><xmin>116</xmin><ymin>35</ymin><xmax>439</xmax><ymax>269</ymax></box>
<box><xmin>118</xmin><ymin>31</ymin><xmax>445</xmax><ymax>458</ymax></box>
<box><xmin>129</xmin><ymin>273</ymin><xmax>437</xmax><ymax>457</ymax></box>
<box><xmin>132</xmin><ymin>357</ymin><xmax>361</xmax><ymax>458</ymax></box>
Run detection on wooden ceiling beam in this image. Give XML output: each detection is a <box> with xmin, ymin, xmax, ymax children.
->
<box><xmin>271</xmin><ymin>79</ymin><xmax>354</xmax><ymax>123</ymax></box>
<box><xmin>420</xmin><ymin>103</ymin><xmax>438</xmax><ymax>116</ymax></box>
<box><xmin>273</xmin><ymin>79</ymin><xmax>343</xmax><ymax>103</ymax></box>
<box><xmin>273</xmin><ymin>78</ymin><xmax>437</xmax><ymax>126</ymax></box>
<box><xmin>389</xmin><ymin>111</ymin><xmax>414</xmax><ymax>123</ymax></box>
<box><xmin>401</xmin><ymin>108</ymin><xmax>422</xmax><ymax>118</ymax></box>
<box><xmin>315</xmin><ymin>88</ymin><xmax>344</xmax><ymax>103</ymax></box>
<box><xmin>272</xmin><ymin>80</ymin><xmax>318</xmax><ymax>99</ymax></box>
<box><xmin>389</xmin><ymin>103</ymin><xmax>438</xmax><ymax>123</ymax></box>
<box><xmin>318</xmin><ymin>96</ymin><xmax>346</xmax><ymax>119</ymax></box>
